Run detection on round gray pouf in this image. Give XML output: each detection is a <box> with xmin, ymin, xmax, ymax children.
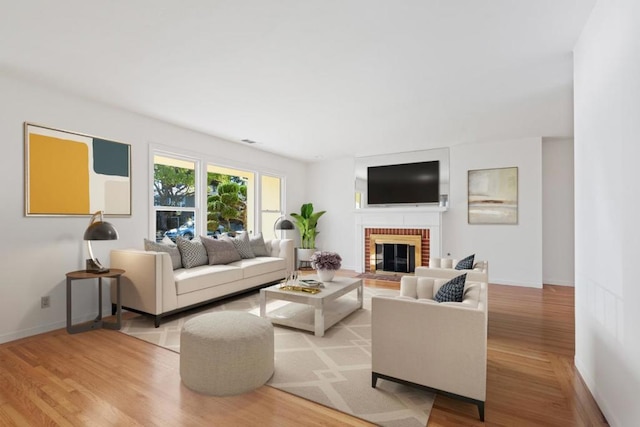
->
<box><xmin>180</xmin><ymin>311</ymin><xmax>274</xmax><ymax>396</ymax></box>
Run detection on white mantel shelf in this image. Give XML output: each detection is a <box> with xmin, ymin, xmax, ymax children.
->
<box><xmin>354</xmin><ymin>207</ymin><xmax>444</xmax><ymax>273</ymax></box>
<box><xmin>354</xmin><ymin>206</ymin><xmax>447</xmax><ymax>214</ymax></box>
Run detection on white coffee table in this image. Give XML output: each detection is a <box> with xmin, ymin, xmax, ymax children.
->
<box><xmin>259</xmin><ymin>275</ymin><xmax>363</xmax><ymax>337</ymax></box>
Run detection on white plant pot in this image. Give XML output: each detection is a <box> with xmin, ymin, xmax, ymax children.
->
<box><xmin>296</xmin><ymin>248</ymin><xmax>318</xmax><ymax>262</ymax></box>
<box><xmin>317</xmin><ymin>269</ymin><xmax>336</xmax><ymax>282</ymax></box>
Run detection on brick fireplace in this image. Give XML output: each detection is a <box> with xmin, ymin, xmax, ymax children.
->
<box><xmin>365</xmin><ymin>228</ymin><xmax>430</xmax><ymax>273</ymax></box>
<box><xmin>354</xmin><ymin>207</ymin><xmax>443</xmax><ymax>274</ymax></box>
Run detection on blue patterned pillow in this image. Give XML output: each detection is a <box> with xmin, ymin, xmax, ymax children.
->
<box><xmin>455</xmin><ymin>254</ymin><xmax>475</xmax><ymax>270</ymax></box>
<box><xmin>434</xmin><ymin>274</ymin><xmax>467</xmax><ymax>303</ymax></box>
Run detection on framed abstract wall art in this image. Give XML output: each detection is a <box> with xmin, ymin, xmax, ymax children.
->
<box><xmin>468</xmin><ymin>167</ymin><xmax>518</xmax><ymax>224</ymax></box>
<box><xmin>24</xmin><ymin>123</ymin><xmax>131</xmax><ymax>216</ymax></box>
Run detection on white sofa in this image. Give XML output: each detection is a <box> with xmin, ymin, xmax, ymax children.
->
<box><xmin>110</xmin><ymin>239</ymin><xmax>294</xmax><ymax>327</ymax></box>
<box><xmin>371</xmin><ymin>273</ymin><xmax>488</xmax><ymax>421</ymax></box>
<box><xmin>415</xmin><ymin>257</ymin><xmax>489</xmax><ymax>282</ymax></box>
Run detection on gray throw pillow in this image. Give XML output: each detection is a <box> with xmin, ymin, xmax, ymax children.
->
<box><xmin>221</xmin><ymin>232</ymin><xmax>255</xmax><ymax>259</ymax></box>
<box><xmin>434</xmin><ymin>273</ymin><xmax>467</xmax><ymax>303</ymax></box>
<box><xmin>144</xmin><ymin>238</ymin><xmax>182</xmax><ymax>270</ymax></box>
<box><xmin>250</xmin><ymin>232</ymin><xmax>270</xmax><ymax>257</ymax></box>
<box><xmin>201</xmin><ymin>235</ymin><xmax>242</xmax><ymax>265</ymax></box>
<box><xmin>176</xmin><ymin>237</ymin><xmax>209</xmax><ymax>268</ymax></box>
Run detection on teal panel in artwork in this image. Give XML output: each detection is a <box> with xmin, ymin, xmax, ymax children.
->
<box><xmin>92</xmin><ymin>138</ymin><xmax>130</xmax><ymax>177</ymax></box>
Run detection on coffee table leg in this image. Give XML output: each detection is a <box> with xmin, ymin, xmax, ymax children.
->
<box><xmin>314</xmin><ymin>305</ymin><xmax>325</xmax><ymax>337</ymax></box>
<box><xmin>259</xmin><ymin>290</ymin><xmax>267</xmax><ymax>317</ymax></box>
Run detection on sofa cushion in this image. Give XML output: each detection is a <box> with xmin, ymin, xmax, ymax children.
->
<box><xmin>249</xmin><ymin>232</ymin><xmax>270</xmax><ymax>257</ymax></box>
<box><xmin>174</xmin><ymin>264</ymin><xmax>244</xmax><ymax>295</ymax></box>
<box><xmin>228</xmin><ymin>257</ymin><xmax>287</xmax><ymax>279</ymax></box>
<box><xmin>455</xmin><ymin>254</ymin><xmax>475</xmax><ymax>270</ymax></box>
<box><xmin>176</xmin><ymin>237</ymin><xmax>209</xmax><ymax>269</ymax></box>
<box><xmin>434</xmin><ymin>273</ymin><xmax>467</xmax><ymax>303</ymax></box>
<box><xmin>401</xmin><ymin>276</ymin><xmax>436</xmax><ymax>300</ymax></box>
<box><xmin>144</xmin><ymin>238</ymin><xmax>182</xmax><ymax>270</ymax></box>
<box><xmin>201</xmin><ymin>236</ymin><xmax>242</xmax><ymax>265</ymax></box>
<box><xmin>221</xmin><ymin>232</ymin><xmax>255</xmax><ymax>259</ymax></box>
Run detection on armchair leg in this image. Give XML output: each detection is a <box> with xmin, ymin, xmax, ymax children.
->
<box><xmin>372</xmin><ymin>372</ymin><xmax>485</xmax><ymax>421</ymax></box>
<box><xmin>478</xmin><ymin>401</ymin><xmax>485</xmax><ymax>422</ymax></box>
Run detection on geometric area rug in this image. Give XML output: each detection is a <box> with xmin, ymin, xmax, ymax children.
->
<box><xmin>119</xmin><ymin>286</ymin><xmax>434</xmax><ymax>426</ymax></box>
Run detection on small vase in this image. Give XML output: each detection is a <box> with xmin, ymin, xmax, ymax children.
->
<box><xmin>317</xmin><ymin>269</ymin><xmax>335</xmax><ymax>282</ymax></box>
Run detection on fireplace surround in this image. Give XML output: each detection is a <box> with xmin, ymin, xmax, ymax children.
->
<box><xmin>354</xmin><ymin>207</ymin><xmax>444</xmax><ymax>273</ymax></box>
<box><xmin>367</xmin><ymin>231</ymin><xmax>427</xmax><ymax>273</ymax></box>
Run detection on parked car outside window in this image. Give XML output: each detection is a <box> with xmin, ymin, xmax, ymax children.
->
<box><xmin>164</xmin><ymin>221</ymin><xmax>244</xmax><ymax>242</ymax></box>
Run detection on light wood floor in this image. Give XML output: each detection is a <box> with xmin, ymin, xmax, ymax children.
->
<box><xmin>0</xmin><ymin>273</ymin><xmax>608</xmax><ymax>426</ymax></box>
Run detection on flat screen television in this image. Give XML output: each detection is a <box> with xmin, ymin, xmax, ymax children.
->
<box><xmin>367</xmin><ymin>160</ymin><xmax>440</xmax><ymax>205</ymax></box>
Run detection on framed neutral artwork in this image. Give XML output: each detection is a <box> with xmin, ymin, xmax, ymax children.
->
<box><xmin>468</xmin><ymin>167</ymin><xmax>518</xmax><ymax>224</ymax></box>
<box><xmin>24</xmin><ymin>123</ymin><xmax>131</xmax><ymax>216</ymax></box>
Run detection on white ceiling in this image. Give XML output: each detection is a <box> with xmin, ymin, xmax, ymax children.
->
<box><xmin>1</xmin><ymin>1</ymin><xmax>595</xmax><ymax>162</ymax></box>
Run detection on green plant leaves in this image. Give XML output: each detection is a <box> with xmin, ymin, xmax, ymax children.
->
<box><xmin>290</xmin><ymin>203</ymin><xmax>326</xmax><ymax>248</ymax></box>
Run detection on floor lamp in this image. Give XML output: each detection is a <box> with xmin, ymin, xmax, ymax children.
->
<box><xmin>273</xmin><ymin>216</ymin><xmax>294</xmax><ymax>239</ymax></box>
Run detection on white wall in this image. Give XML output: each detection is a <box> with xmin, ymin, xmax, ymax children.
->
<box><xmin>443</xmin><ymin>138</ymin><xmax>543</xmax><ymax>287</ymax></box>
<box><xmin>0</xmin><ymin>72</ymin><xmax>307</xmax><ymax>344</ymax></box>
<box><xmin>306</xmin><ymin>157</ymin><xmax>357</xmax><ymax>270</ymax></box>
<box><xmin>574</xmin><ymin>0</ymin><xmax>640</xmax><ymax>424</ymax></box>
<box><xmin>309</xmin><ymin>137</ymin><xmax>543</xmax><ymax>286</ymax></box>
<box><xmin>542</xmin><ymin>138</ymin><xmax>575</xmax><ymax>286</ymax></box>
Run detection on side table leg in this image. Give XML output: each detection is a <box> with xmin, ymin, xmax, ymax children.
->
<box><xmin>96</xmin><ymin>277</ymin><xmax>103</xmax><ymax>321</ymax></box>
<box><xmin>115</xmin><ymin>276</ymin><xmax>122</xmax><ymax>328</ymax></box>
<box><xmin>358</xmin><ymin>283</ymin><xmax>363</xmax><ymax>309</ymax></box>
<box><xmin>103</xmin><ymin>276</ymin><xmax>123</xmax><ymax>330</ymax></box>
<box><xmin>66</xmin><ymin>277</ymin><xmax>72</xmax><ymax>333</ymax></box>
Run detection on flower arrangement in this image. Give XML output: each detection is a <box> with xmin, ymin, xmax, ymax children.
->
<box><xmin>310</xmin><ymin>251</ymin><xmax>342</xmax><ymax>271</ymax></box>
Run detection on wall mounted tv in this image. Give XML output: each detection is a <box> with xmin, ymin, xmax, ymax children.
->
<box><xmin>367</xmin><ymin>160</ymin><xmax>440</xmax><ymax>205</ymax></box>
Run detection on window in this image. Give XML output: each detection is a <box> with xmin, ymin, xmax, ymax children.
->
<box><xmin>207</xmin><ymin>165</ymin><xmax>254</xmax><ymax>235</ymax></box>
<box><xmin>153</xmin><ymin>155</ymin><xmax>198</xmax><ymax>242</ymax></box>
<box><xmin>151</xmin><ymin>149</ymin><xmax>285</xmax><ymax>242</ymax></box>
<box><xmin>261</xmin><ymin>174</ymin><xmax>284</xmax><ymax>239</ymax></box>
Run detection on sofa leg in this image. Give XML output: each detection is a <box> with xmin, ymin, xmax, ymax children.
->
<box><xmin>154</xmin><ymin>316</ymin><xmax>161</xmax><ymax>328</ymax></box>
<box><xmin>478</xmin><ymin>401</ymin><xmax>485</xmax><ymax>421</ymax></box>
<box><xmin>111</xmin><ymin>303</ymin><xmax>117</xmax><ymax>316</ymax></box>
<box><xmin>371</xmin><ymin>372</ymin><xmax>378</xmax><ymax>388</ymax></box>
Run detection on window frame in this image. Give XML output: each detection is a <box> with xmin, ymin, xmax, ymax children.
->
<box><xmin>150</xmin><ymin>145</ymin><xmax>287</xmax><ymax>241</ymax></box>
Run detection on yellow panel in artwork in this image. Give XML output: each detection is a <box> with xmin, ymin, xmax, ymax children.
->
<box><xmin>29</xmin><ymin>134</ymin><xmax>89</xmax><ymax>214</ymax></box>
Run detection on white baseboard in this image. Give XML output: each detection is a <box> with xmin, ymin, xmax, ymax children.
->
<box><xmin>575</xmin><ymin>356</ymin><xmax>618</xmax><ymax>426</ymax></box>
<box><xmin>543</xmin><ymin>278</ymin><xmax>575</xmax><ymax>286</ymax></box>
<box><xmin>0</xmin><ymin>320</ymin><xmax>66</xmax><ymax>345</ymax></box>
<box><xmin>0</xmin><ymin>303</ymin><xmax>114</xmax><ymax>345</ymax></box>
<box><xmin>490</xmin><ymin>279</ymin><xmax>543</xmax><ymax>288</ymax></box>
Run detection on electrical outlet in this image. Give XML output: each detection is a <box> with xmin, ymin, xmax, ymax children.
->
<box><xmin>41</xmin><ymin>296</ymin><xmax>50</xmax><ymax>309</ymax></box>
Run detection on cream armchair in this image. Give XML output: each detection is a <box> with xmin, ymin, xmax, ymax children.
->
<box><xmin>416</xmin><ymin>257</ymin><xmax>489</xmax><ymax>283</ymax></box>
<box><xmin>371</xmin><ymin>274</ymin><xmax>488</xmax><ymax>421</ymax></box>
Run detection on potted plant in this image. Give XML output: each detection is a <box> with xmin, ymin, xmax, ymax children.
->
<box><xmin>290</xmin><ymin>203</ymin><xmax>326</xmax><ymax>265</ymax></box>
<box><xmin>310</xmin><ymin>251</ymin><xmax>342</xmax><ymax>282</ymax></box>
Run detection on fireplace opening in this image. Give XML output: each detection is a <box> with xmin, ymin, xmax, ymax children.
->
<box><xmin>367</xmin><ymin>231</ymin><xmax>426</xmax><ymax>274</ymax></box>
<box><xmin>376</xmin><ymin>243</ymin><xmax>416</xmax><ymax>273</ymax></box>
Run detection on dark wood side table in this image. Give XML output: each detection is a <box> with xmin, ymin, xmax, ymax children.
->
<box><xmin>66</xmin><ymin>269</ymin><xmax>125</xmax><ymax>334</ymax></box>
